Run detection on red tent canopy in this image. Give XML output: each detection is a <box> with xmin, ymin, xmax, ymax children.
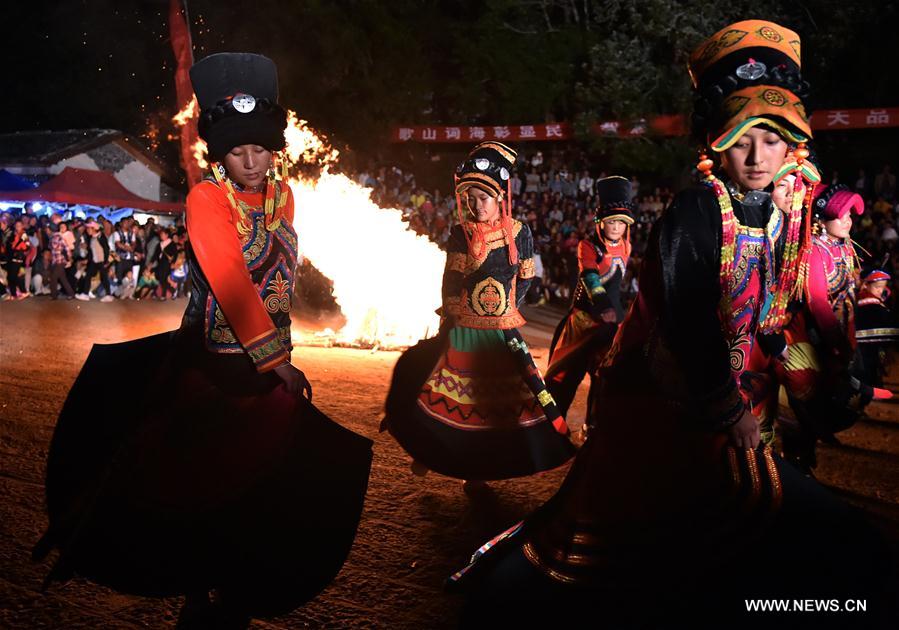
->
<box><xmin>0</xmin><ymin>167</ymin><xmax>184</xmax><ymax>213</ymax></box>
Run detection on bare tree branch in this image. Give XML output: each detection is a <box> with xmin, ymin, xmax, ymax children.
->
<box><xmin>540</xmin><ymin>0</ymin><xmax>557</xmax><ymax>32</ymax></box>
<box><xmin>501</xmin><ymin>21</ymin><xmax>539</xmax><ymax>35</ymax></box>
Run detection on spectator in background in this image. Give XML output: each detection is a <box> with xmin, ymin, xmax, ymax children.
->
<box><xmin>111</xmin><ymin>217</ymin><xmax>136</xmax><ymax>281</ymax></box>
<box><xmin>79</xmin><ymin>220</ymin><xmax>114</xmax><ymax>301</ymax></box>
<box><xmin>855</xmin><ymin>168</ymin><xmax>868</xmax><ymax>196</ymax></box>
<box><xmin>135</xmin><ymin>266</ymin><xmax>158</xmax><ymax>300</ymax></box>
<box><xmin>5</xmin><ymin>220</ymin><xmax>33</xmax><ymax>299</ymax></box>
<box><xmin>49</xmin><ymin>223</ymin><xmax>75</xmax><ymax>300</ymax></box>
<box><xmin>154</xmin><ymin>228</ymin><xmax>177</xmax><ymax>300</ymax></box>
<box><xmin>31</xmin><ymin>249</ymin><xmax>52</xmax><ymax>295</ymax></box>
<box><xmin>511</xmin><ymin>171</ymin><xmax>522</xmax><ymax>197</ymax></box>
<box><xmin>875</xmin><ymin>164</ymin><xmax>896</xmax><ymax>202</ymax></box>
<box><xmin>578</xmin><ymin>170</ymin><xmax>594</xmax><ymax>198</ymax></box>
<box><xmin>144</xmin><ymin>222</ymin><xmax>160</xmax><ymax>273</ymax></box>
<box><xmin>550</xmin><ymin>173</ymin><xmax>563</xmax><ymax>195</ymax></box>
<box><xmin>419</xmin><ymin>194</ymin><xmax>435</xmax><ymax>224</ymax></box>
<box><xmin>118</xmin><ymin>269</ymin><xmax>136</xmax><ymax>300</ymax></box>
<box><xmin>168</xmin><ymin>253</ymin><xmax>188</xmax><ymax>298</ymax></box>
<box><xmin>525</xmin><ymin>167</ymin><xmax>540</xmax><ymax>193</ymax></box>
<box><xmin>60</xmin><ymin>219</ymin><xmax>75</xmax><ymax>255</ymax></box>
<box><xmin>410</xmin><ymin>188</ymin><xmax>426</xmax><ymax>211</ymax></box>
<box><xmin>561</xmin><ymin>172</ymin><xmax>577</xmax><ymax>198</ymax></box>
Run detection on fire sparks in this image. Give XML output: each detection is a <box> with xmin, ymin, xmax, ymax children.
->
<box><xmin>174</xmin><ymin>101</ymin><xmax>444</xmax><ymax>348</ymax></box>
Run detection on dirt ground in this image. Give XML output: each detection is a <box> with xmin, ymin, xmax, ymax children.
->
<box><xmin>1</xmin><ymin>298</ymin><xmax>897</xmax><ymax>628</ymax></box>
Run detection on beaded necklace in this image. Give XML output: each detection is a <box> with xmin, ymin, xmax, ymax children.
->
<box><xmin>697</xmin><ymin>147</ymin><xmax>813</xmax><ymax>335</ymax></box>
<box><xmin>210</xmin><ymin>151</ymin><xmax>289</xmax><ymax>237</ymax></box>
<box><xmin>698</xmin><ymin>163</ymin><xmax>804</xmax><ymax>335</ymax></box>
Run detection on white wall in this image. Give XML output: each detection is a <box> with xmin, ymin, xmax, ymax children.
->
<box><xmin>114</xmin><ymin>160</ymin><xmax>161</xmax><ymax>201</ymax></box>
<box><xmin>49</xmin><ymin>153</ymin><xmax>99</xmax><ymax>173</ymax></box>
<box><xmin>49</xmin><ymin>149</ymin><xmax>162</xmax><ymax>201</ymax></box>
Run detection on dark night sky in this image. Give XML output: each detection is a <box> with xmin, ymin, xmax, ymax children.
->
<box><xmin>8</xmin><ymin>1</ymin><xmax>899</xmax><ymax>180</ymax></box>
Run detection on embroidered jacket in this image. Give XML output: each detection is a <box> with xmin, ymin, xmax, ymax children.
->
<box><xmin>603</xmin><ymin>181</ymin><xmax>786</xmax><ymax>431</ymax></box>
<box><xmin>442</xmin><ymin>220</ymin><xmax>535</xmax><ymax>329</ymax></box>
<box><xmin>182</xmin><ymin>179</ymin><xmax>297</xmax><ymax>372</ymax></box>
<box><xmin>574</xmin><ymin>235</ymin><xmax>631</xmax><ymax>322</ymax></box>
<box><xmin>806</xmin><ymin>232</ymin><xmax>856</xmax><ymax>360</ymax></box>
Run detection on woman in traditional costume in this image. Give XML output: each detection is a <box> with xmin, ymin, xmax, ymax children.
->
<box><xmin>382</xmin><ymin>142</ymin><xmax>574</xmax><ymax>491</ymax></box>
<box><xmin>33</xmin><ymin>53</ymin><xmax>373</xmax><ymax>625</ymax></box>
<box><xmin>776</xmin><ymin>183</ymin><xmax>888</xmax><ymax>472</ymax></box>
<box><xmin>545</xmin><ymin>176</ymin><xmax>634</xmax><ymax>420</ymax></box>
<box><xmin>447</xmin><ymin>22</ymin><xmax>890</xmax><ymax>625</ymax></box>
<box><xmin>854</xmin><ymin>269</ymin><xmax>899</xmax><ymax>387</ymax></box>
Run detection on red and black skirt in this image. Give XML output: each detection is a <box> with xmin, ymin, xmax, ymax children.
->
<box><xmin>382</xmin><ymin>325</ymin><xmax>574</xmax><ymax>481</ymax></box>
<box><xmin>545</xmin><ymin>307</ymin><xmax>618</xmax><ymax>417</ymax></box>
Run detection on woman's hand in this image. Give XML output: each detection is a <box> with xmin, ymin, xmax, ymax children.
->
<box><xmin>728</xmin><ymin>409</ymin><xmax>760</xmax><ymax>450</ymax></box>
<box><xmin>274</xmin><ymin>362</ymin><xmax>313</xmax><ymax>401</ymax></box>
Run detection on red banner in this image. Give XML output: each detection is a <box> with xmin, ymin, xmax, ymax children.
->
<box><xmin>391</xmin><ymin>108</ymin><xmax>898</xmax><ymax>143</ymax></box>
<box><xmin>168</xmin><ymin>0</ymin><xmax>201</xmax><ymax>188</ymax></box>
<box><xmin>391</xmin><ymin>123</ymin><xmax>574</xmax><ymax>143</ymax></box>
<box><xmin>810</xmin><ymin>108</ymin><xmax>899</xmax><ymax>131</ymax></box>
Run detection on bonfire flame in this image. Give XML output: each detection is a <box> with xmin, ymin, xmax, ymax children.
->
<box><xmin>173</xmin><ymin>101</ymin><xmax>444</xmax><ymax>348</ymax></box>
<box><xmin>283</xmin><ymin>110</ymin><xmax>340</xmax><ymax>168</ymax></box>
<box><xmin>289</xmin><ymin>171</ymin><xmax>443</xmax><ymax>348</ymax></box>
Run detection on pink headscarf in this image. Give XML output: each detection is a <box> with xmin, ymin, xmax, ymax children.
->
<box><xmin>813</xmin><ymin>184</ymin><xmax>864</xmax><ymax>220</ymax></box>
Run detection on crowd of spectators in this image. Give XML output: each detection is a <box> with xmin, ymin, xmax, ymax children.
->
<box><xmin>364</xmin><ymin>154</ymin><xmax>899</xmax><ymax>309</ymax></box>
<box><xmin>355</xmin><ymin>151</ymin><xmax>675</xmax><ymax>306</ymax></box>
<box><xmin>839</xmin><ymin>165</ymin><xmax>899</xmax><ymax>275</ymax></box>
<box><xmin>2</xmin><ymin>158</ymin><xmax>895</xmax><ymax>314</ymax></box>
<box><xmin>0</xmin><ymin>211</ymin><xmax>188</xmax><ymax>302</ymax></box>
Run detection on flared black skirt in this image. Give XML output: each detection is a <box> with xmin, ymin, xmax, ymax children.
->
<box><xmin>35</xmin><ymin>328</ymin><xmax>373</xmax><ymax>617</ymax></box>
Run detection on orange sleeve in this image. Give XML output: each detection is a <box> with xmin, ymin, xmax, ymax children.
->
<box><xmin>186</xmin><ymin>182</ymin><xmax>290</xmax><ymax>372</ymax></box>
<box><xmin>282</xmin><ymin>183</ymin><xmax>295</xmax><ymax>224</ymax></box>
<box><xmin>578</xmin><ymin>240</ymin><xmax>600</xmax><ymax>273</ymax></box>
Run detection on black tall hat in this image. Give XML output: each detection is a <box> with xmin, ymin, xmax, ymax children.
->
<box><xmin>595</xmin><ymin>176</ymin><xmax>635</xmax><ymax>224</ymax></box>
<box><xmin>454</xmin><ymin>142</ymin><xmax>517</xmax><ymax>198</ymax></box>
<box><xmin>190</xmin><ymin>52</ymin><xmax>288</xmax><ymax>162</ymax></box>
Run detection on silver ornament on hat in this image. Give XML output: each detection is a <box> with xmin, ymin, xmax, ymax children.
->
<box><xmin>736</xmin><ymin>59</ymin><xmax>766</xmax><ymax>81</ymax></box>
<box><xmin>232</xmin><ymin>93</ymin><xmax>257</xmax><ymax>113</ymax></box>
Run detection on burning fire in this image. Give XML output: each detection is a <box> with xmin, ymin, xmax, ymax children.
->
<box><xmin>173</xmin><ymin>99</ymin><xmax>444</xmax><ymax>348</ymax></box>
<box><xmin>173</xmin><ymin>96</ymin><xmax>198</xmax><ymax>126</ymax></box>
<box><xmin>283</xmin><ymin>110</ymin><xmax>340</xmax><ymax>168</ymax></box>
<box><xmin>288</xmin><ymin>172</ymin><xmax>443</xmax><ymax>348</ymax></box>
<box><xmin>172</xmin><ymin>97</ymin><xmax>209</xmax><ymax>170</ymax></box>
<box><xmin>192</xmin><ymin>138</ymin><xmax>209</xmax><ymax>170</ymax></box>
